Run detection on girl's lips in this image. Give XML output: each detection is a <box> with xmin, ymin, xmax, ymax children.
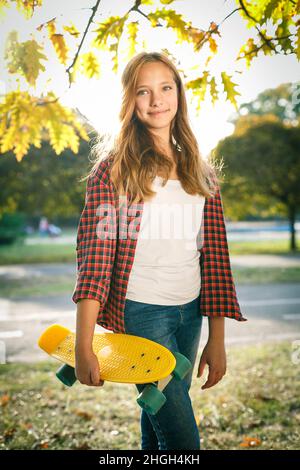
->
<box><xmin>149</xmin><ymin>109</ymin><xmax>169</xmax><ymax>116</ymax></box>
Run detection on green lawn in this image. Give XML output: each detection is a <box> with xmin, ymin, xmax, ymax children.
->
<box><xmin>228</xmin><ymin>239</ymin><xmax>300</xmax><ymax>255</ymax></box>
<box><xmin>0</xmin><ymin>236</ymin><xmax>299</xmax><ymax>299</ymax></box>
<box><xmin>0</xmin><ymin>242</ymin><xmax>76</xmax><ymax>265</ymax></box>
<box><xmin>1</xmin><ymin>341</ymin><xmax>299</xmax><ymax>450</ymax></box>
<box><xmin>0</xmin><ymin>237</ymin><xmax>299</xmax><ymax>265</ymax></box>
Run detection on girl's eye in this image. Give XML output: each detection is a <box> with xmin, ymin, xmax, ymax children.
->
<box><xmin>137</xmin><ymin>86</ymin><xmax>172</xmax><ymax>95</ymax></box>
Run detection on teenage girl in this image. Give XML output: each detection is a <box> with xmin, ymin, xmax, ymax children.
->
<box><xmin>73</xmin><ymin>51</ymin><xmax>247</xmax><ymax>451</ymax></box>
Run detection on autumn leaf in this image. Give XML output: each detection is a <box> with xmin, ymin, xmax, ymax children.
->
<box><xmin>160</xmin><ymin>0</ymin><xmax>176</xmax><ymax>5</ymax></box>
<box><xmin>296</xmin><ymin>27</ymin><xmax>300</xmax><ymax>61</ymax></box>
<box><xmin>210</xmin><ymin>76</ymin><xmax>218</xmax><ymax>104</ymax></box>
<box><xmin>237</xmin><ymin>38</ymin><xmax>259</xmax><ymax>68</ymax></box>
<box><xmin>148</xmin><ymin>8</ymin><xmax>189</xmax><ymax>42</ymax></box>
<box><xmin>186</xmin><ymin>26</ymin><xmax>206</xmax><ymax>50</ymax></box>
<box><xmin>46</xmin><ymin>18</ymin><xmax>56</xmax><ymax>37</ymax></box>
<box><xmin>221</xmin><ymin>71</ymin><xmax>241</xmax><ymax>109</ymax></box>
<box><xmin>186</xmin><ymin>71</ymin><xmax>210</xmax><ymax>111</ymax></box>
<box><xmin>127</xmin><ymin>21</ymin><xmax>139</xmax><ymax>58</ymax></box>
<box><xmin>0</xmin><ymin>90</ymin><xmax>89</xmax><ymax>161</ymax></box>
<box><xmin>4</xmin><ymin>32</ymin><xmax>47</xmax><ymax>86</ymax></box>
<box><xmin>50</xmin><ymin>33</ymin><xmax>69</xmax><ymax>65</ymax></box>
<box><xmin>92</xmin><ymin>16</ymin><xmax>127</xmax><ymax>49</ymax></box>
<box><xmin>208</xmin><ymin>36</ymin><xmax>218</xmax><ymax>54</ymax></box>
<box><xmin>63</xmin><ymin>22</ymin><xmax>80</xmax><ymax>38</ymax></box>
<box><xmin>80</xmin><ymin>52</ymin><xmax>100</xmax><ymax>79</ymax></box>
<box><xmin>239</xmin><ymin>436</ymin><xmax>262</xmax><ymax>448</ymax></box>
<box><xmin>0</xmin><ymin>0</ymin><xmax>43</xmax><ymax>18</ymax></box>
<box><xmin>40</xmin><ymin>440</ymin><xmax>49</xmax><ymax>449</ymax></box>
<box><xmin>74</xmin><ymin>409</ymin><xmax>93</xmax><ymax>421</ymax></box>
<box><xmin>1</xmin><ymin>393</ymin><xmax>10</xmax><ymax>406</ymax></box>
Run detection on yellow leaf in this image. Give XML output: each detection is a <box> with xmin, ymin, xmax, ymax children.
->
<box><xmin>22</xmin><ymin>39</ymin><xmax>47</xmax><ymax>86</ymax></box>
<box><xmin>50</xmin><ymin>33</ymin><xmax>69</xmax><ymax>65</ymax></box>
<box><xmin>46</xmin><ymin>18</ymin><xmax>56</xmax><ymax>36</ymax></box>
<box><xmin>210</xmin><ymin>76</ymin><xmax>218</xmax><ymax>104</ymax></box>
<box><xmin>63</xmin><ymin>22</ymin><xmax>80</xmax><ymax>38</ymax></box>
<box><xmin>0</xmin><ymin>90</ymin><xmax>89</xmax><ymax>161</ymax></box>
<box><xmin>221</xmin><ymin>71</ymin><xmax>241</xmax><ymax>109</ymax></box>
<box><xmin>127</xmin><ymin>21</ymin><xmax>139</xmax><ymax>58</ymax></box>
<box><xmin>187</xmin><ymin>26</ymin><xmax>206</xmax><ymax>51</ymax></box>
<box><xmin>296</xmin><ymin>27</ymin><xmax>300</xmax><ymax>60</ymax></box>
<box><xmin>208</xmin><ymin>36</ymin><xmax>218</xmax><ymax>54</ymax></box>
<box><xmin>80</xmin><ymin>52</ymin><xmax>100</xmax><ymax>79</ymax></box>
<box><xmin>92</xmin><ymin>15</ymin><xmax>127</xmax><ymax>49</ymax></box>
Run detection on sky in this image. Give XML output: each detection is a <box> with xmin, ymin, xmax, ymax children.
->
<box><xmin>0</xmin><ymin>0</ymin><xmax>299</xmax><ymax>157</ymax></box>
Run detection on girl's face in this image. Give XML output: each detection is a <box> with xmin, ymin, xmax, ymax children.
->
<box><xmin>134</xmin><ymin>61</ymin><xmax>178</xmax><ymax>134</ymax></box>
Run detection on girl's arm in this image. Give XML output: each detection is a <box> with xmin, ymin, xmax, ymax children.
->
<box><xmin>75</xmin><ymin>298</ymin><xmax>105</xmax><ymax>387</ymax></box>
<box><xmin>196</xmin><ymin>317</ymin><xmax>227</xmax><ymax>389</ymax></box>
<box><xmin>75</xmin><ymin>298</ymin><xmax>100</xmax><ymax>352</ymax></box>
<box><xmin>208</xmin><ymin>316</ymin><xmax>225</xmax><ymax>341</ymax></box>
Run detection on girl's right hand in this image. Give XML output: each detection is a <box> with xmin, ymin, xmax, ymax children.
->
<box><xmin>75</xmin><ymin>348</ymin><xmax>104</xmax><ymax>387</ymax></box>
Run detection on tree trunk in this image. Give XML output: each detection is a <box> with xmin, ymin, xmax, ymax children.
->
<box><xmin>288</xmin><ymin>204</ymin><xmax>296</xmax><ymax>252</ymax></box>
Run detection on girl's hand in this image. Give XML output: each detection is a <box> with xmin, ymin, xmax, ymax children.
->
<box><xmin>75</xmin><ymin>347</ymin><xmax>105</xmax><ymax>387</ymax></box>
<box><xmin>196</xmin><ymin>340</ymin><xmax>227</xmax><ymax>390</ymax></box>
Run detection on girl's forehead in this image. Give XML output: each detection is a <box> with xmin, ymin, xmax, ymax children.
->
<box><xmin>137</xmin><ymin>63</ymin><xmax>174</xmax><ymax>81</ymax></box>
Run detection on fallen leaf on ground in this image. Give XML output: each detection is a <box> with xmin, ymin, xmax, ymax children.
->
<box><xmin>240</xmin><ymin>436</ymin><xmax>262</xmax><ymax>447</ymax></box>
<box><xmin>74</xmin><ymin>409</ymin><xmax>93</xmax><ymax>420</ymax></box>
<box><xmin>1</xmin><ymin>394</ymin><xmax>10</xmax><ymax>406</ymax></box>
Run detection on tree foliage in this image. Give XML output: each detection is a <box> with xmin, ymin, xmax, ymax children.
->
<box><xmin>213</xmin><ymin>82</ymin><xmax>300</xmax><ymax>250</ymax></box>
<box><xmin>0</xmin><ymin>0</ymin><xmax>299</xmax><ymax>160</ymax></box>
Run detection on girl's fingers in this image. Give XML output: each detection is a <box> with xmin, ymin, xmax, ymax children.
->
<box><xmin>201</xmin><ymin>370</ymin><xmax>223</xmax><ymax>389</ymax></box>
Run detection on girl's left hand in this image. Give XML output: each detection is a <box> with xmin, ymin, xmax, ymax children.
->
<box><xmin>196</xmin><ymin>340</ymin><xmax>227</xmax><ymax>390</ymax></box>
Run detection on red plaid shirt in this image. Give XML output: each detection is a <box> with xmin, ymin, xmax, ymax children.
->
<box><xmin>72</xmin><ymin>158</ymin><xmax>248</xmax><ymax>332</ymax></box>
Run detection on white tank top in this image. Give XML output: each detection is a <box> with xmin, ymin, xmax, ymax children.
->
<box><xmin>125</xmin><ymin>176</ymin><xmax>206</xmax><ymax>305</ymax></box>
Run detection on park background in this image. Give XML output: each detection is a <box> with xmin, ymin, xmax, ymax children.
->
<box><xmin>0</xmin><ymin>0</ymin><xmax>300</xmax><ymax>450</ymax></box>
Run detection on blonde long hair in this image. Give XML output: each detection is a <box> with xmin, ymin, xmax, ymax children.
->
<box><xmin>85</xmin><ymin>51</ymin><xmax>222</xmax><ymax>204</ymax></box>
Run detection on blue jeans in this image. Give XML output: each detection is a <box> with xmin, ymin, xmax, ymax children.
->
<box><xmin>124</xmin><ymin>294</ymin><xmax>203</xmax><ymax>450</ymax></box>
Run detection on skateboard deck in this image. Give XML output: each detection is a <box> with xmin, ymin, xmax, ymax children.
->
<box><xmin>38</xmin><ymin>324</ymin><xmax>192</xmax><ymax>415</ymax></box>
<box><xmin>38</xmin><ymin>324</ymin><xmax>176</xmax><ymax>384</ymax></box>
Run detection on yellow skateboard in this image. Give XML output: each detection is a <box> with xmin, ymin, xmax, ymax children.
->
<box><xmin>38</xmin><ymin>324</ymin><xmax>192</xmax><ymax>415</ymax></box>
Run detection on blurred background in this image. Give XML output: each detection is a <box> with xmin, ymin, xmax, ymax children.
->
<box><xmin>0</xmin><ymin>0</ymin><xmax>299</xmax><ymax>451</ymax></box>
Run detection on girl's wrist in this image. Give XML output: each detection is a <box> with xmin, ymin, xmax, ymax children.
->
<box><xmin>207</xmin><ymin>335</ymin><xmax>225</xmax><ymax>343</ymax></box>
<box><xmin>75</xmin><ymin>342</ymin><xmax>93</xmax><ymax>355</ymax></box>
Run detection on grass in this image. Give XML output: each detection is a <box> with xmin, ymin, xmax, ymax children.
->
<box><xmin>0</xmin><ymin>237</ymin><xmax>299</xmax><ymax>266</ymax></box>
<box><xmin>0</xmin><ymin>341</ymin><xmax>299</xmax><ymax>450</ymax></box>
<box><xmin>0</xmin><ymin>237</ymin><xmax>300</xmax><ymax>300</ymax></box>
<box><xmin>0</xmin><ymin>276</ymin><xmax>75</xmax><ymax>299</ymax></box>
<box><xmin>231</xmin><ymin>266</ymin><xmax>300</xmax><ymax>284</ymax></box>
<box><xmin>0</xmin><ymin>242</ymin><xmax>76</xmax><ymax>265</ymax></box>
<box><xmin>228</xmin><ymin>239</ymin><xmax>300</xmax><ymax>255</ymax></box>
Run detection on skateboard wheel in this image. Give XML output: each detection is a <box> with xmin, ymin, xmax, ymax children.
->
<box><xmin>136</xmin><ymin>384</ymin><xmax>166</xmax><ymax>415</ymax></box>
<box><xmin>171</xmin><ymin>352</ymin><xmax>192</xmax><ymax>380</ymax></box>
<box><xmin>56</xmin><ymin>363</ymin><xmax>77</xmax><ymax>387</ymax></box>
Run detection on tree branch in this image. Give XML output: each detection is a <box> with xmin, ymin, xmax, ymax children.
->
<box><xmin>129</xmin><ymin>0</ymin><xmax>163</xmax><ymax>27</ymax></box>
<box><xmin>66</xmin><ymin>0</ymin><xmax>102</xmax><ymax>88</ymax></box>
<box><xmin>239</xmin><ymin>0</ymin><xmax>277</xmax><ymax>53</ymax></box>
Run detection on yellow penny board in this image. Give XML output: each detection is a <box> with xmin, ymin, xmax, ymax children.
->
<box><xmin>38</xmin><ymin>324</ymin><xmax>177</xmax><ymax>384</ymax></box>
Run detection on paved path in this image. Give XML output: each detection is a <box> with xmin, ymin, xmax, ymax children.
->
<box><xmin>1</xmin><ymin>254</ymin><xmax>300</xmax><ymax>282</ymax></box>
<box><xmin>231</xmin><ymin>254</ymin><xmax>300</xmax><ymax>267</ymax></box>
<box><xmin>0</xmin><ymin>256</ymin><xmax>300</xmax><ymax>363</ymax></box>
